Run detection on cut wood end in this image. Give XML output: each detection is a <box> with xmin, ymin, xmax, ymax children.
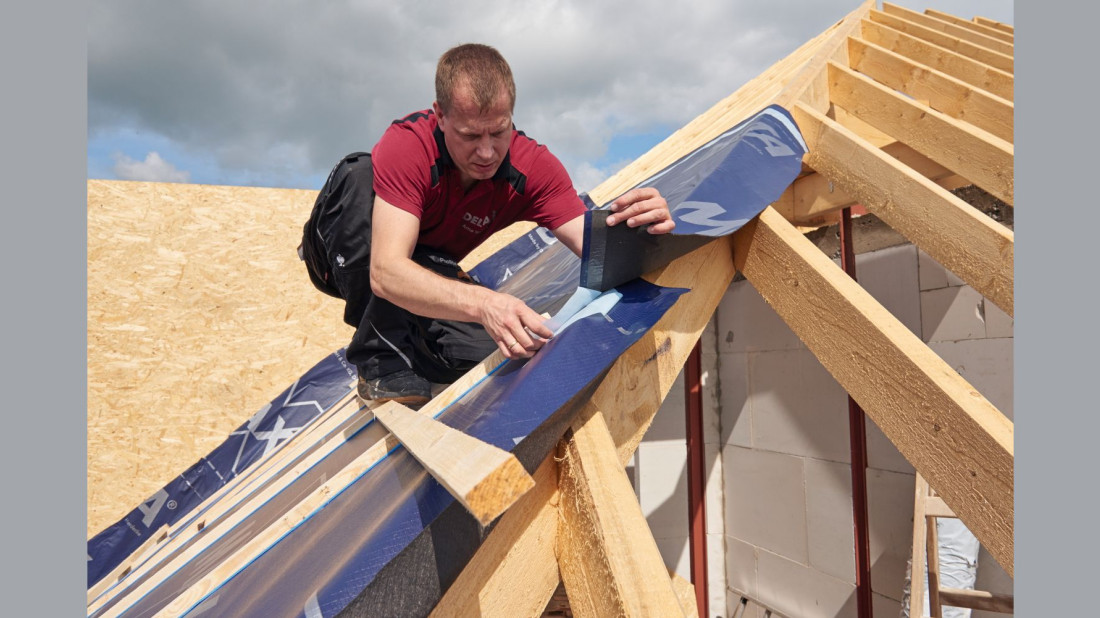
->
<box><xmin>465</xmin><ymin>455</ymin><xmax>536</xmax><ymax>526</ymax></box>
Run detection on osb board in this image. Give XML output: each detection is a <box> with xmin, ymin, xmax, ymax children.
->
<box><xmin>87</xmin><ymin>179</ymin><xmax>348</xmax><ymax>538</ymax></box>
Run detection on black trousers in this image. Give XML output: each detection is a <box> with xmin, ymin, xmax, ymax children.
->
<box><xmin>300</xmin><ymin>152</ymin><xmax>497</xmax><ymax>384</ymax></box>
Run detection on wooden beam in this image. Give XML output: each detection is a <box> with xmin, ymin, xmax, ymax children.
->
<box><xmin>883</xmin><ymin>3</ymin><xmax>1014</xmax><ymax>56</ymax></box>
<box><xmin>973</xmin><ymin>16</ymin><xmax>1014</xmax><ymax>36</ymax></box>
<box><xmin>847</xmin><ymin>36</ymin><xmax>1013</xmax><ymax>142</ymax></box>
<box><xmin>927</xmin><ymin>8</ymin><xmax>1015</xmax><ymax>44</ymax></box>
<box><xmin>869</xmin><ymin>9</ymin><xmax>1013</xmax><ymax>73</ymax></box>
<box><xmin>860</xmin><ymin>18</ymin><xmax>1014</xmax><ymax>101</ymax></box>
<box><xmin>792</xmin><ymin>103</ymin><xmax>1014</xmax><ymax>317</ymax></box>
<box><xmin>939</xmin><ymin>587</ymin><xmax>1015</xmax><ymax>613</ymax></box>
<box><xmin>827</xmin><ymin>61</ymin><xmax>1014</xmax><ymax>205</ymax></box>
<box><xmin>732</xmin><ymin>206</ymin><xmax>1014</xmax><ymax>576</ymax></box>
<box><xmin>909</xmin><ymin>475</ymin><xmax>930</xmax><ymax>618</ymax></box>
<box><xmin>781</xmin><ymin>141</ymin><xmax>968</xmax><ymax>224</ymax></box>
<box><xmin>670</xmin><ymin>573</ymin><xmax>700</xmax><ymax>618</ymax></box>
<box><xmin>924</xmin><ymin>496</ymin><xmax>957</xmax><ymax>519</ymax></box>
<box><xmin>428</xmin><ymin>457</ymin><xmax>563</xmax><ymax>618</ymax></box>
<box><xmin>556</xmin><ymin>407</ymin><xmax>686</xmax><ymax>617</ymax></box>
<box><xmin>373</xmin><ymin>402</ymin><xmax>535</xmax><ymax>526</ymax></box>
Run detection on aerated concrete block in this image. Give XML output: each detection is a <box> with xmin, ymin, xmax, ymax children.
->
<box><xmin>748</xmin><ymin>349</ymin><xmax>851</xmax><ymax>464</ymax></box>
<box><xmin>718</xmin><ymin>351</ymin><xmax>751</xmax><ymax>448</ymax></box>
<box><xmin>930</xmin><ymin>338</ymin><xmax>1014</xmax><ymax>420</ymax></box>
<box><xmin>806</xmin><ymin>458</ymin><xmax>856</xmax><ymax>583</ymax></box>
<box><xmin>723</xmin><ymin>446</ymin><xmax>808</xmax><ymax>563</ymax></box>
<box><xmin>757</xmin><ymin>548</ymin><xmax>858</xmax><ymax>618</ymax></box>
<box><xmin>853</xmin><ymin>244</ymin><xmax>922</xmax><ymax>337</ymax></box>
<box><xmin>867</xmin><ymin>468</ymin><xmax>917</xmax><ymax>602</ymax></box>
<box><xmin>637</xmin><ymin>441</ymin><xmax>689</xmax><ymax>539</ymax></box>
<box><xmin>921</xmin><ymin>286</ymin><xmax>988</xmax><ymax>343</ymax></box>
<box><xmin>724</xmin><ymin>535</ymin><xmax>759</xmax><ymax>599</ymax></box>
<box><xmin>716</xmin><ymin>281</ymin><xmax>802</xmax><ymax>354</ymax></box>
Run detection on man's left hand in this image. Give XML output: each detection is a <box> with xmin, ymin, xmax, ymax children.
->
<box><xmin>605</xmin><ymin>187</ymin><xmax>675</xmax><ymax>235</ymax></box>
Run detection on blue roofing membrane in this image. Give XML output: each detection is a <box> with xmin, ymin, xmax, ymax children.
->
<box><xmin>88</xmin><ymin>104</ymin><xmax>807</xmax><ymax>617</ymax></box>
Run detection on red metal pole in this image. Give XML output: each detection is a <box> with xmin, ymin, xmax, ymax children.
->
<box><xmin>685</xmin><ymin>339</ymin><xmax>708</xmax><ymax>616</ymax></box>
<box><xmin>840</xmin><ymin>207</ymin><xmax>873</xmax><ymax>618</ymax></box>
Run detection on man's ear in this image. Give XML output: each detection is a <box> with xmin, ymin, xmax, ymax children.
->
<box><xmin>432</xmin><ymin>101</ymin><xmax>444</xmax><ymax>125</ymax></box>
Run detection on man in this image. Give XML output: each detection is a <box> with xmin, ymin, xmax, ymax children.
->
<box><xmin>301</xmin><ymin>43</ymin><xmax>674</xmax><ymax>407</ymax></box>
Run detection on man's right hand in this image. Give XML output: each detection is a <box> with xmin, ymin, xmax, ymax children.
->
<box><xmin>477</xmin><ymin>289</ymin><xmax>555</xmax><ymax>360</ymax></box>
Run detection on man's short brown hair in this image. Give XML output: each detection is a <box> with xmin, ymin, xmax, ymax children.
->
<box><xmin>435</xmin><ymin>43</ymin><xmax>516</xmax><ymax>114</ymax></box>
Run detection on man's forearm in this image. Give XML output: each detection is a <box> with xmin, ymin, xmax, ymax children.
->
<box><xmin>370</xmin><ymin>256</ymin><xmax>490</xmax><ymax>324</ymax></box>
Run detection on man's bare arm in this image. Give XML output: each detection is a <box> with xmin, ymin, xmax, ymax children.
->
<box><xmin>369</xmin><ymin>196</ymin><xmax>553</xmax><ymax>360</ymax></box>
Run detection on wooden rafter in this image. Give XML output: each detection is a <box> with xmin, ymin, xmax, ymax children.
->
<box><xmin>860</xmin><ymin>18</ymin><xmax>1014</xmax><ymax>101</ymax></box>
<box><xmin>732</xmin><ymin>207</ymin><xmax>1014</xmax><ymax>575</ymax></box>
<box><xmin>556</xmin><ymin>407</ymin><xmax>688</xmax><ymax>616</ymax></box>
<box><xmin>827</xmin><ymin>61</ymin><xmax>1014</xmax><ymax>204</ymax></box>
<box><xmin>793</xmin><ymin>103</ymin><xmax>1014</xmax><ymax>316</ymax></box>
<box><xmin>778</xmin><ymin>141</ymin><xmax>969</xmax><ymax>225</ymax></box>
<box><xmin>973</xmin><ymin>16</ymin><xmax>1014</xmax><ymax>37</ymax></box>
<box><xmin>869</xmin><ymin>8</ymin><xmax>1013</xmax><ymax>73</ymax></box>
<box><xmin>373</xmin><ymin>402</ymin><xmax>536</xmax><ymax>526</ymax></box>
<box><xmin>847</xmin><ymin>36</ymin><xmax>1013</xmax><ymax>142</ymax></box>
<box><xmin>927</xmin><ymin>8</ymin><xmax>1015</xmax><ymax>44</ymax></box>
<box><xmin>884</xmin><ymin>3</ymin><xmax>1014</xmax><ymax>56</ymax></box>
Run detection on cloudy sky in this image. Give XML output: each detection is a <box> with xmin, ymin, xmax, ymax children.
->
<box><xmin>87</xmin><ymin>0</ymin><xmax>1013</xmax><ymax>193</ymax></box>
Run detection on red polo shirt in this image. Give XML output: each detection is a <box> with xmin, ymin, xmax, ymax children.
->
<box><xmin>371</xmin><ymin>109</ymin><xmax>586</xmax><ymax>260</ymax></box>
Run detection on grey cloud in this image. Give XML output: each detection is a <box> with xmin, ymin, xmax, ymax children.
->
<box><xmin>90</xmin><ymin>0</ymin><xmax>1011</xmax><ymax>189</ymax></box>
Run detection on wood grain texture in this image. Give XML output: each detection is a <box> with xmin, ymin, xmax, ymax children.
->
<box><xmin>87</xmin><ymin>180</ymin><xmax>348</xmax><ymax>537</ymax></box>
<box><xmin>860</xmin><ymin>19</ymin><xmax>1013</xmax><ymax>101</ymax></box>
<box><xmin>732</xmin><ymin>207</ymin><xmax>1014</xmax><ymax>575</ymax></box>
<box><xmin>868</xmin><ymin>9</ymin><xmax>1012</xmax><ymax>74</ymax></box>
<box><xmin>373</xmin><ymin>402</ymin><xmax>535</xmax><ymax>525</ymax></box>
<box><xmin>792</xmin><ymin>103</ymin><xmax>1014</xmax><ymax>317</ymax></box>
<box><xmin>927</xmin><ymin>8</ymin><xmax>1015</xmax><ymax>44</ymax></box>
<box><xmin>782</xmin><ymin>142</ymin><xmax>968</xmax><ymax>225</ymax></box>
<box><xmin>882</xmin><ymin>3</ymin><xmax>1014</xmax><ymax>57</ymax></box>
<box><xmin>827</xmin><ymin>61</ymin><xmax>1014</xmax><ymax>204</ymax></box>
<box><xmin>847</xmin><ymin>36</ymin><xmax>1013</xmax><ymax>142</ymax></box>
<box><xmin>972</xmin><ymin>16</ymin><xmax>1014</xmax><ymax>36</ymax></box>
<box><xmin>556</xmin><ymin>408</ymin><xmax>686</xmax><ymax>617</ymax></box>
<box><xmin>429</xmin><ymin>457</ymin><xmax>562</xmax><ymax>618</ymax></box>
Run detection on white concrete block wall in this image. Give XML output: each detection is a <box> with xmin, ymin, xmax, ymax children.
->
<box><xmin>703</xmin><ymin>241</ymin><xmax>1014</xmax><ymax>617</ymax></box>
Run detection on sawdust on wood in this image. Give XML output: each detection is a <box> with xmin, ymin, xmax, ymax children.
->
<box><xmin>87</xmin><ymin>179</ymin><xmax>348</xmax><ymax>538</ymax></box>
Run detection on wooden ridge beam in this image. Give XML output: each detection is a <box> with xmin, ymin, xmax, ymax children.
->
<box><xmin>779</xmin><ymin>141</ymin><xmax>968</xmax><ymax>225</ymax></box>
<box><xmin>827</xmin><ymin>61</ymin><xmax>1014</xmax><ymax>204</ymax></box>
<box><xmin>847</xmin><ymin>36</ymin><xmax>1013</xmax><ymax>142</ymax></box>
<box><xmin>732</xmin><ymin>206</ymin><xmax>1014</xmax><ymax>575</ymax></box>
<box><xmin>860</xmin><ymin>18</ymin><xmax>1014</xmax><ymax>101</ymax></box>
<box><xmin>869</xmin><ymin>9</ymin><xmax>1012</xmax><ymax>73</ymax></box>
<box><xmin>883</xmin><ymin>3</ymin><xmax>1014</xmax><ymax>56</ymax></box>
<box><xmin>556</xmin><ymin>407</ymin><xmax>687</xmax><ymax>617</ymax></box>
<box><xmin>792</xmin><ymin>103</ymin><xmax>1014</xmax><ymax>316</ymax></box>
<box><xmin>373</xmin><ymin>402</ymin><xmax>535</xmax><ymax>526</ymax></box>
<box><xmin>927</xmin><ymin>8</ymin><xmax>1015</xmax><ymax>44</ymax></box>
<box><xmin>973</xmin><ymin>16</ymin><xmax>1014</xmax><ymax>36</ymax></box>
